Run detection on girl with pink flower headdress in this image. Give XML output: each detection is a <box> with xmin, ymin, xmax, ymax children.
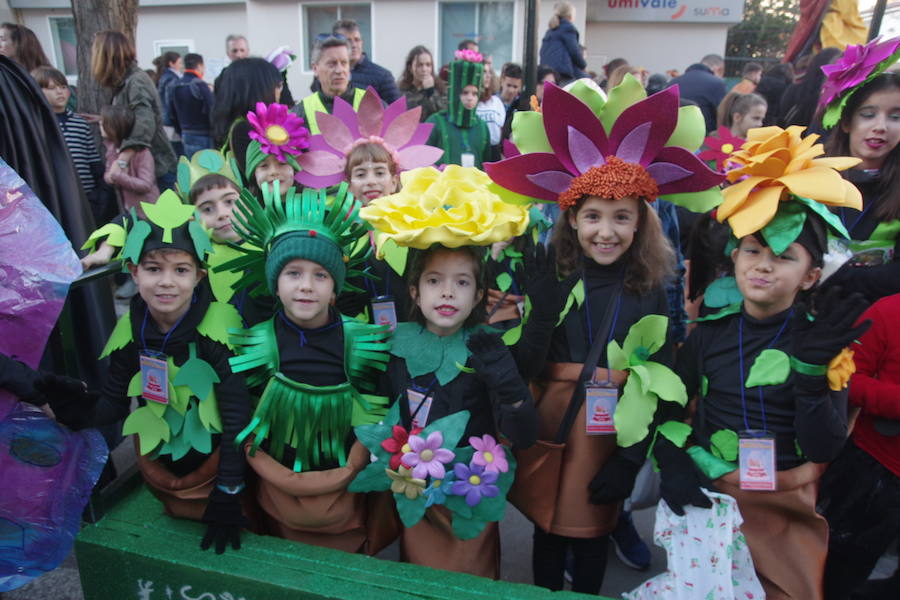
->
<box><xmin>295</xmin><ymin>86</ymin><xmax>444</xmax><ymax>323</ymax></box>
<box><xmin>236</xmin><ymin>101</ymin><xmax>309</xmax><ymax>200</ymax></box>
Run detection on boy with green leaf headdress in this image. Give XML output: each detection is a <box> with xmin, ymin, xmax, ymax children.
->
<box><xmin>655</xmin><ymin>125</ymin><xmax>872</xmax><ymax>599</ymax></box>
<box><xmin>218</xmin><ymin>181</ymin><xmax>392</xmax><ymax>552</ymax></box>
<box><xmin>44</xmin><ymin>196</ymin><xmax>252</xmax><ymax>555</ymax></box>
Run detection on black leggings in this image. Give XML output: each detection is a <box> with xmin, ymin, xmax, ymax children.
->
<box><xmin>532</xmin><ymin>526</ymin><xmax>609</xmax><ymax>594</ymax></box>
<box><xmin>818</xmin><ymin>441</ymin><xmax>900</xmax><ymax>600</ymax></box>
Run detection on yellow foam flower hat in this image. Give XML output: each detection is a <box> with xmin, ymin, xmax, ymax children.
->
<box><xmin>359</xmin><ymin>165</ymin><xmax>530</xmax><ymax>256</ymax></box>
<box><xmin>717</xmin><ymin>125</ymin><xmax>862</xmax><ymax>238</ymax></box>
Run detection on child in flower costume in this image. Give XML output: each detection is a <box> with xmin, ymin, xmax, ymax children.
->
<box><xmin>656</xmin><ymin>124</ymin><xmax>870</xmax><ymax>600</ymax></box>
<box><xmin>229</xmin><ymin>102</ymin><xmax>309</xmax><ymax>199</ymax></box>
<box><xmin>220</xmin><ymin>182</ymin><xmax>392</xmax><ymax>552</ymax></box>
<box><xmin>816</xmin><ymin>37</ymin><xmax>900</xmax><ymax>303</ymax></box>
<box><xmin>295</xmin><ymin>86</ymin><xmax>444</xmax><ymax>323</ymax></box>
<box><xmin>484</xmin><ymin>75</ymin><xmax>724</xmax><ymax>594</ymax></box>
<box><xmin>354</xmin><ymin>165</ymin><xmax>538</xmax><ymax>578</ymax></box>
<box><xmin>45</xmin><ymin>198</ymin><xmax>252</xmax><ymax>554</ymax></box>
<box><xmin>425</xmin><ymin>50</ymin><xmax>491</xmax><ymax>168</ymax></box>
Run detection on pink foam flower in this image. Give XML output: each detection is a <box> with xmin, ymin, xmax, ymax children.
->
<box><xmin>820</xmin><ymin>37</ymin><xmax>900</xmax><ymax>108</ymax></box>
<box><xmin>402</xmin><ymin>431</ymin><xmax>455</xmax><ymax>480</ymax></box>
<box><xmin>469</xmin><ymin>434</ymin><xmax>508</xmax><ymax>473</ymax></box>
<box><xmin>246</xmin><ymin>102</ymin><xmax>309</xmax><ymax>162</ymax></box>
<box><xmin>454</xmin><ymin>49</ymin><xmax>483</xmax><ymax>63</ymax></box>
<box><xmin>699</xmin><ymin>126</ymin><xmax>746</xmax><ymax>173</ymax></box>
<box><xmin>296</xmin><ymin>87</ymin><xmax>444</xmax><ymax>189</ymax></box>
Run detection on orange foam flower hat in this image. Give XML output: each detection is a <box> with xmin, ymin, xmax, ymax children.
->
<box><xmin>717</xmin><ymin>125</ymin><xmax>862</xmax><ymax>239</ymax></box>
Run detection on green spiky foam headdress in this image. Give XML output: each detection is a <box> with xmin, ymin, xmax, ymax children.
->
<box><xmin>217</xmin><ymin>181</ymin><xmax>371</xmax><ymax>296</ymax></box>
<box><xmin>448</xmin><ymin>50</ymin><xmax>484</xmax><ymax>127</ymax></box>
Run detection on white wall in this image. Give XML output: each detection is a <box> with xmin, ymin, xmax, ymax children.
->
<box><xmin>584</xmin><ymin>21</ymin><xmax>728</xmax><ymax>76</ymax></box>
<box><xmin>0</xmin><ymin>0</ymin><xmax>13</xmax><ymax>25</ymax></box>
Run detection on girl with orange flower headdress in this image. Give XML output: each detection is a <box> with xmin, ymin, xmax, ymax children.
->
<box><xmin>485</xmin><ymin>75</ymin><xmax>724</xmax><ymax>594</ymax></box>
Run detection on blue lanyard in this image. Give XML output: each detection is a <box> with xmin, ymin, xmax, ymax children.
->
<box><xmin>140</xmin><ymin>300</ymin><xmax>192</xmax><ymax>356</ymax></box>
<box><xmin>278</xmin><ymin>309</ymin><xmax>340</xmax><ymax>347</ymax></box>
<box><xmin>840</xmin><ymin>202</ymin><xmax>874</xmax><ymax>234</ymax></box>
<box><xmin>581</xmin><ymin>276</ymin><xmax>622</xmax><ymax>371</ymax></box>
<box><xmin>364</xmin><ymin>268</ymin><xmax>391</xmax><ymax>299</ymax></box>
<box><xmin>737</xmin><ymin>310</ymin><xmax>792</xmax><ymax>432</ymax></box>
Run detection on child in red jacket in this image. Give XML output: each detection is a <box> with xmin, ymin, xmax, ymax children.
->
<box><xmin>819</xmin><ymin>293</ymin><xmax>900</xmax><ymax>599</ymax></box>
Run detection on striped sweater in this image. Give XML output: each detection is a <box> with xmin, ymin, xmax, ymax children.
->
<box><xmin>56</xmin><ymin>109</ymin><xmax>101</xmax><ymax>192</ymax></box>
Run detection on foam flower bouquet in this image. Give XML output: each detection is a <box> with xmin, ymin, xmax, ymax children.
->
<box><xmin>349</xmin><ymin>404</ymin><xmax>517</xmax><ymax>540</ymax></box>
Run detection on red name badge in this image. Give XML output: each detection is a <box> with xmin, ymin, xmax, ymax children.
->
<box><xmin>585</xmin><ymin>383</ymin><xmax>617</xmax><ymax>435</ymax></box>
<box><xmin>739</xmin><ymin>432</ymin><xmax>777</xmax><ymax>491</ymax></box>
<box><xmin>140</xmin><ymin>353</ymin><xmax>169</xmax><ymax>404</ymax></box>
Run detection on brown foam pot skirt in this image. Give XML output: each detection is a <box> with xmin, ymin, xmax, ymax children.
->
<box><xmin>135</xmin><ymin>438</ymin><xmax>219</xmax><ymax>521</ymax></box>
<box><xmin>716</xmin><ymin>461</ymin><xmax>828</xmax><ymax>600</ymax></box>
<box><xmin>246</xmin><ymin>440</ymin><xmax>369</xmax><ymax>553</ymax></box>
<box><xmin>509</xmin><ymin>363</ymin><xmax>626</xmax><ymax>538</ymax></box>
<box><xmin>400</xmin><ymin>505</ymin><xmax>500</xmax><ymax>579</ymax></box>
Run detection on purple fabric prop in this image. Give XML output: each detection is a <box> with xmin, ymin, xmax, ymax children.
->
<box><xmin>484</xmin><ymin>83</ymin><xmax>725</xmax><ymax>204</ymax></box>
<box><xmin>0</xmin><ymin>401</ymin><xmax>107</xmax><ymax>591</ymax></box>
<box><xmin>0</xmin><ymin>157</ymin><xmax>80</xmax><ymax>370</ymax></box>
<box><xmin>0</xmin><ymin>158</ymin><xmax>107</xmax><ymax>592</ymax></box>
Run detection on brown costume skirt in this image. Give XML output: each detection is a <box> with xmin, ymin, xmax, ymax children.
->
<box><xmin>716</xmin><ymin>461</ymin><xmax>828</xmax><ymax>600</ymax></box>
<box><xmin>510</xmin><ymin>363</ymin><xmax>627</xmax><ymax>538</ymax></box>
<box><xmin>486</xmin><ymin>289</ymin><xmax>524</xmax><ymax>325</ymax></box>
<box><xmin>246</xmin><ymin>441</ymin><xmax>369</xmax><ymax>553</ymax></box>
<box><xmin>400</xmin><ymin>505</ymin><xmax>501</xmax><ymax>579</ymax></box>
<box><xmin>135</xmin><ymin>438</ymin><xmax>218</xmax><ymax>521</ymax></box>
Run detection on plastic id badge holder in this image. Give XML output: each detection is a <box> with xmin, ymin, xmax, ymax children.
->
<box><xmin>739</xmin><ymin>430</ymin><xmax>777</xmax><ymax>491</ymax></box>
<box><xmin>407</xmin><ymin>388</ymin><xmax>433</xmax><ymax>429</ymax></box>
<box><xmin>140</xmin><ymin>352</ymin><xmax>169</xmax><ymax>404</ymax></box>
<box><xmin>371</xmin><ymin>295</ymin><xmax>398</xmax><ymax>332</ymax></box>
<box><xmin>585</xmin><ymin>381</ymin><xmax>618</xmax><ymax>435</ymax></box>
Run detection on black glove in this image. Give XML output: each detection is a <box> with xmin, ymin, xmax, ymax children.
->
<box><xmin>32</xmin><ymin>373</ymin><xmax>99</xmax><ymax>430</ymax></box>
<box><xmin>200</xmin><ymin>487</ymin><xmax>248</xmax><ymax>554</ymax></box>
<box><xmin>588</xmin><ymin>452</ymin><xmax>642</xmax><ymax>505</ymax></box>
<box><xmin>467</xmin><ymin>331</ymin><xmax>524</xmax><ymax>404</ymax></box>
<box><xmin>793</xmin><ymin>286</ymin><xmax>871</xmax><ymax>366</ymax></box>
<box><xmin>518</xmin><ymin>242</ymin><xmax>578</xmax><ymax>323</ymax></box>
<box><xmin>654</xmin><ymin>437</ymin><xmax>713</xmax><ymax>516</ymax></box>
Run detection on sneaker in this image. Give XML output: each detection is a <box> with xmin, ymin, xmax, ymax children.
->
<box><xmin>611</xmin><ymin>510</ymin><xmax>651</xmax><ymax>571</ymax></box>
<box><xmin>564</xmin><ymin>551</ymin><xmax>573</xmax><ymax>583</ymax></box>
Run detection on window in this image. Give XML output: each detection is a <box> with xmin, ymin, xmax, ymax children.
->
<box><xmin>303</xmin><ymin>3</ymin><xmax>372</xmax><ymax>70</ymax></box>
<box><xmin>49</xmin><ymin>16</ymin><xmax>77</xmax><ymax>76</ymax></box>
<box><xmin>439</xmin><ymin>2</ymin><xmax>514</xmax><ymax>68</ymax></box>
<box><xmin>152</xmin><ymin>40</ymin><xmax>195</xmax><ymax>59</ymax></box>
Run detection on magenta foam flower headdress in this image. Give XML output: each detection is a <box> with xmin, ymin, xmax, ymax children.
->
<box><xmin>485</xmin><ymin>79</ymin><xmax>725</xmax><ymax>212</ymax></box>
<box><xmin>295</xmin><ymin>86</ymin><xmax>444</xmax><ymax>188</ymax></box>
<box><xmin>820</xmin><ymin>36</ymin><xmax>900</xmax><ymax>129</ymax></box>
<box><xmin>244</xmin><ymin>102</ymin><xmax>309</xmax><ymax>180</ymax></box>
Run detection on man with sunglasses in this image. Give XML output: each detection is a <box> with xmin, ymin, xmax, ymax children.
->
<box><xmin>294</xmin><ymin>35</ymin><xmax>366</xmax><ymax>135</ymax></box>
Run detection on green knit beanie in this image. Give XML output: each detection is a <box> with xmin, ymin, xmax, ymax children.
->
<box><xmin>266</xmin><ymin>230</ymin><xmax>346</xmax><ymax>294</ymax></box>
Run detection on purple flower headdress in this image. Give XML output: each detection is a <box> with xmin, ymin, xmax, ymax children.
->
<box><xmin>820</xmin><ymin>37</ymin><xmax>900</xmax><ymax>129</ymax></box>
<box><xmin>485</xmin><ymin>77</ymin><xmax>725</xmax><ymax>213</ymax></box>
<box><xmin>295</xmin><ymin>86</ymin><xmax>444</xmax><ymax>188</ymax></box>
<box><xmin>244</xmin><ymin>102</ymin><xmax>309</xmax><ymax>180</ymax></box>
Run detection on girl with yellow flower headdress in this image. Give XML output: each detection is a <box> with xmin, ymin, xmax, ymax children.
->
<box><xmin>655</xmin><ymin>122</ymin><xmax>872</xmax><ymax>600</ymax></box>
<box><xmin>355</xmin><ymin>165</ymin><xmax>537</xmax><ymax>579</ymax></box>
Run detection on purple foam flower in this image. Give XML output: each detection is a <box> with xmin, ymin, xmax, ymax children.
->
<box><xmin>820</xmin><ymin>37</ymin><xmax>900</xmax><ymax>108</ymax></box>
<box><xmin>469</xmin><ymin>434</ymin><xmax>508</xmax><ymax>473</ymax></box>
<box><xmin>484</xmin><ymin>84</ymin><xmax>724</xmax><ymax>204</ymax></box>
<box><xmin>265</xmin><ymin>45</ymin><xmax>296</xmax><ymax>72</ymax></box>
<box><xmin>246</xmin><ymin>102</ymin><xmax>309</xmax><ymax>162</ymax></box>
<box><xmin>296</xmin><ymin>87</ymin><xmax>444</xmax><ymax>189</ymax></box>
<box><xmin>402</xmin><ymin>431</ymin><xmax>455</xmax><ymax>480</ymax></box>
<box><xmin>450</xmin><ymin>462</ymin><xmax>499</xmax><ymax>507</ymax></box>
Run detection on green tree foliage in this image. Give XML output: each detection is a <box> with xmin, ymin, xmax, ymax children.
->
<box><xmin>726</xmin><ymin>0</ymin><xmax>801</xmax><ymax>75</ymax></box>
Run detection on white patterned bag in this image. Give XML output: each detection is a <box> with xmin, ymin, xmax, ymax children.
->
<box><xmin>623</xmin><ymin>491</ymin><xmax>765</xmax><ymax>600</ymax></box>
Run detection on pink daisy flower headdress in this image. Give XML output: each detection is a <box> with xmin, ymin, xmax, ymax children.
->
<box><xmin>244</xmin><ymin>102</ymin><xmax>310</xmax><ymax>180</ymax></box>
<box><xmin>295</xmin><ymin>86</ymin><xmax>444</xmax><ymax>189</ymax></box>
<box><xmin>820</xmin><ymin>36</ymin><xmax>900</xmax><ymax>129</ymax></box>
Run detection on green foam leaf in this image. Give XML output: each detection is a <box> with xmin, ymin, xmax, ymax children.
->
<box><xmin>745</xmin><ymin>348</ymin><xmax>791</xmax><ymax>388</ymax></box>
<box><xmin>198</xmin><ymin>301</ymin><xmax>243</xmax><ymax>349</ymax></box>
<box><xmin>197</xmin><ymin>390</ymin><xmax>221</xmax><ymax>432</ymax></box>
<box><xmin>614</xmin><ymin>375</ymin><xmax>657</xmax><ymax>448</ymax></box>
<box><xmin>710</xmin><ymin>428</ymin><xmax>739</xmax><ymax>462</ymax></box>
<box><xmin>101</xmin><ymin>311</ymin><xmax>133</xmax><ymax>359</ymax></box>
<box><xmin>622</xmin><ymin>314</ymin><xmax>668</xmax><ymax>362</ymax></box>
<box><xmin>660</xmin><ymin>187</ymin><xmax>723</xmax><ymax>214</ymax></box>
<box><xmin>566</xmin><ymin>79</ymin><xmax>607</xmax><ymax>117</ymax></box>
<box><xmin>143</xmin><ymin>190</ymin><xmax>195</xmax><ymax>243</ymax></box>
<box><xmin>687</xmin><ymin>445</ymin><xmax>737</xmax><ymax>479</ymax></box>
<box><xmin>606</xmin><ymin>340</ymin><xmax>628</xmax><ymax>372</ymax></box>
<box><xmin>642</xmin><ymin>361</ymin><xmax>688</xmax><ymax>405</ymax></box>
<box><xmin>704</xmin><ymin>276</ymin><xmax>742</xmax><ymax>309</ymax></box>
<box><xmin>381</xmin><ymin>238</ymin><xmax>409</xmax><ymax>276</ymax></box>
<box><xmin>182</xmin><ymin>401</ymin><xmax>212</xmax><ymax>454</ymax></box>
<box><xmin>793</xmin><ymin>195</ymin><xmax>851</xmax><ymax>239</ymax></box>
<box><xmin>600</xmin><ymin>73</ymin><xmax>646</xmax><ymax>133</ymax></box>
<box><xmin>122</xmin><ymin>405</ymin><xmax>170</xmax><ymax>455</ymax></box>
<box><xmin>701</xmin><ymin>375</ymin><xmax>709</xmax><ymax>398</ymax></box>
<box><xmin>657</xmin><ymin>420</ymin><xmax>691</xmax><ymax>448</ymax></box>
<box><xmin>421</xmin><ymin>409</ymin><xmax>470</xmax><ymax>452</ymax></box>
<box><xmin>126</xmin><ymin>370</ymin><xmax>142</xmax><ymax>397</ymax></box>
<box><xmin>82</xmin><ymin>222</ymin><xmax>127</xmax><ymax>251</ymax></box>
<box><xmin>395</xmin><ymin>491</ymin><xmax>427</xmax><ymax>528</ymax></box>
<box><xmin>510</xmin><ymin>111</ymin><xmax>552</xmax><ymax>154</ymax></box>
<box><xmin>173</xmin><ymin>343</ymin><xmax>221</xmax><ymax>403</ymax></box>
<box><xmin>188</xmin><ymin>218</ymin><xmax>213</xmax><ymax>261</ymax></box>
<box><xmin>121</xmin><ymin>220</ymin><xmax>152</xmax><ymax>265</ymax></box>
<box><xmin>496</xmin><ymin>271</ymin><xmax>513</xmax><ymax>292</ymax></box>
<box><xmin>762</xmin><ymin>201</ymin><xmax>807</xmax><ymax>256</ymax></box>
<box><xmin>348</xmin><ymin>460</ymin><xmax>392</xmax><ymax>493</ymax></box>
<box><xmin>665</xmin><ymin>104</ymin><xmax>706</xmax><ymax>151</ymax></box>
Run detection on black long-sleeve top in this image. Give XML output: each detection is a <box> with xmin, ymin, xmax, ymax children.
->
<box><xmin>378</xmin><ymin>344</ymin><xmax>537</xmax><ymax>449</ymax></box>
<box><xmin>677</xmin><ymin>305</ymin><xmax>848</xmax><ymax>469</ymax></box>
<box><xmin>96</xmin><ymin>281</ymin><xmax>250</xmax><ymax>487</ymax></box>
<box><xmin>0</xmin><ymin>353</ymin><xmax>38</xmax><ymax>400</ymax></box>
